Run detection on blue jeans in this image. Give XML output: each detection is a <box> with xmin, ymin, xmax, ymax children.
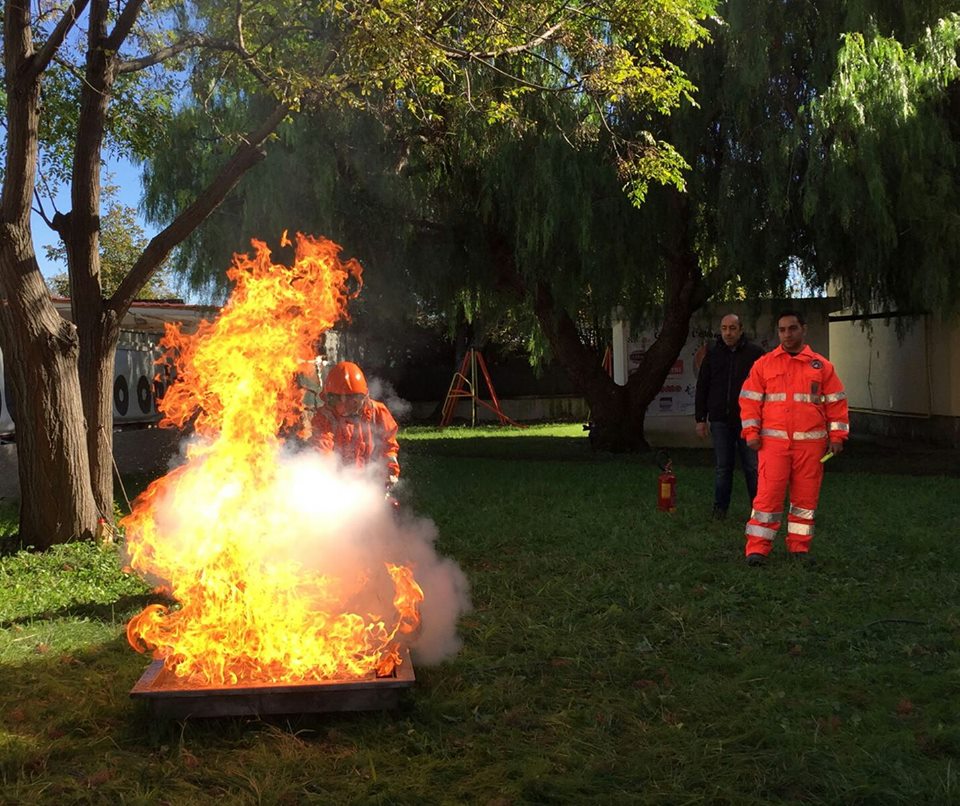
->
<box><xmin>710</xmin><ymin>420</ymin><xmax>758</xmax><ymax>512</ymax></box>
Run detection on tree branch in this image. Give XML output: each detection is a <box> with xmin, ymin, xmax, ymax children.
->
<box><xmin>428</xmin><ymin>21</ymin><xmax>564</xmax><ymax>62</ymax></box>
<box><xmin>109</xmin><ymin>100</ymin><xmax>293</xmax><ymax>315</ymax></box>
<box><xmin>104</xmin><ymin>0</ymin><xmax>146</xmax><ymax>53</ymax></box>
<box><xmin>116</xmin><ymin>35</ymin><xmax>205</xmax><ymax>73</ymax></box>
<box><xmin>32</xmin><ymin>188</ymin><xmax>56</xmax><ymax>229</ymax></box>
<box><xmin>25</xmin><ymin>0</ymin><xmax>91</xmax><ymax>82</ymax></box>
<box><xmin>465</xmin><ymin>50</ymin><xmax>577</xmax><ymax>93</ymax></box>
<box><xmin>472</xmin><ymin>0</ymin><xmax>573</xmax><ymax>55</ymax></box>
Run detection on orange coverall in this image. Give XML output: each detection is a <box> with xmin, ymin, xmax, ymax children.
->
<box><xmin>309</xmin><ymin>399</ymin><xmax>400</xmax><ymax>480</ymax></box>
<box><xmin>739</xmin><ymin>345</ymin><xmax>849</xmax><ymax>556</ymax></box>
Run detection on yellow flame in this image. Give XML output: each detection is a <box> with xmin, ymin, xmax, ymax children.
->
<box><xmin>123</xmin><ymin>234</ymin><xmax>421</xmax><ymax>685</ymax></box>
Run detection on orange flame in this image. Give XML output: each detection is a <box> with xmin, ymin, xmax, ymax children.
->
<box><xmin>123</xmin><ymin>233</ymin><xmax>422</xmax><ymax>685</ymax></box>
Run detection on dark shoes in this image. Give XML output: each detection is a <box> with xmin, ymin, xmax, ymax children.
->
<box><xmin>712</xmin><ymin>507</ymin><xmax>727</xmax><ymax>520</ymax></box>
<box><xmin>746</xmin><ymin>553</ymin><xmax>766</xmax><ymax>567</ymax></box>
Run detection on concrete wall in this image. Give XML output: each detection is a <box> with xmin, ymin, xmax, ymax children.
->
<box><xmin>411</xmin><ymin>394</ymin><xmax>589</xmax><ymax>425</ymax></box>
<box><xmin>829</xmin><ymin>315</ymin><xmax>931</xmax><ymax>415</ymax></box>
<box><xmin>829</xmin><ymin>312</ymin><xmax>960</xmax><ymax>447</ymax></box>
<box><xmin>927</xmin><ymin>315</ymin><xmax>960</xmax><ymax>418</ymax></box>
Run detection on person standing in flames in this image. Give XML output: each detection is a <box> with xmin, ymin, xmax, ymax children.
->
<box><xmin>739</xmin><ymin>311</ymin><xmax>849</xmax><ymax>566</ymax></box>
<box><xmin>310</xmin><ymin>361</ymin><xmax>400</xmax><ymax>487</ymax></box>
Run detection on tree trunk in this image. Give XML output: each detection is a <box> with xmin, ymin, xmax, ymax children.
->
<box><xmin>0</xmin><ymin>227</ymin><xmax>98</xmax><ymax>548</ymax></box>
<box><xmin>66</xmin><ymin>1</ymin><xmax>120</xmax><ymax>520</ymax></box>
<box><xmin>0</xmin><ymin>0</ymin><xmax>295</xmax><ymax>548</ymax></box>
<box><xmin>1</xmin><ymin>2</ymin><xmax>98</xmax><ymax>547</ymax></box>
<box><xmin>492</xmin><ymin>190</ymin><xmax>707</xmax><ymax>452</ymax></box>
<box><xmin>616</xmin><ymin>189</ymin><xmax>708</xmax><ymax>448</ymax></box>
<box><xmin>530</xmin><ymin>280</ymin><xmax>645</xmax><ymax>451</ymax></box>
<box><xmin>77</xmin><ymin>309</ymin><xmax>120</xmax><ymax>518</ymax></box>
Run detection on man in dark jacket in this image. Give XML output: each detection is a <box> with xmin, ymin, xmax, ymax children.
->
<box><xmin>694</xmin><ymin>314</ymin><xmax>765</xmax><ymax>519</ymax></box>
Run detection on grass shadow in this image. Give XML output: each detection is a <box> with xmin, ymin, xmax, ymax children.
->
<box><xmin>0</xmin><ymin>592</ymin><xmax>168</xmax><ymax>630</ymax></box>
<box><xmin>402</xmin><ymin>427</ymin><xmax>959</xmax><ymax>476</ymax></box>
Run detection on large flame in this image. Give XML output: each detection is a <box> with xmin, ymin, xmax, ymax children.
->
<box><xmin>123</xmin><ymin>233</ymin><xmax>423</xmax><ymax>685</ymax></box>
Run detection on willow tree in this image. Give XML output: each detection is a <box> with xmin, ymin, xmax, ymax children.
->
<box><xmin>678</xmin><ymin>2</ymin><xmax>960</xmax><ymax>312</ymax></box>
<box><xmin>144</xmin><ymin>2</ymin><xmax>960</xmax><ymax>451</ymax></box>
<box><xmin>1</xmin><ymin>0</ymin><xmax>715</xmax><ymax>548</ymax></box>
<box><xmin>141</xmin><ymin>2</ymin><xmax>719</xmax><ymax>450</ymax></box>
<box><xmin>472</xmin><ymin>1</ymin><xmax>960</xmax><ymax>445</ymax></box>
<box><xmin>804</xmin><ymin>11</ymin><xmax>960</xmax><ymax>316</ymax></box>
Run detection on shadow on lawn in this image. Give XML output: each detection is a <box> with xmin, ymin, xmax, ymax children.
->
<box><xmin>0</xmin><ymin>592</ymin><xmax>167</xmax><ymax>630</ymax></box>
<box><xmin>404</xmin><ymin>431</ymin><xmax>960</xmax><ymax>476</ymax></box>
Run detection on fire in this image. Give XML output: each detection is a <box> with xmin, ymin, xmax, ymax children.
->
<box><xmin>123</xmin><ymin>233</ymin><xmax>423</xmax><ymax>685</ymax></box>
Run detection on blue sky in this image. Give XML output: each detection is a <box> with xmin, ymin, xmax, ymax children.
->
<box><xmin>32</xmin><ymin>156</ymin><xmax>156</xmax><ymax>281</ymax></box>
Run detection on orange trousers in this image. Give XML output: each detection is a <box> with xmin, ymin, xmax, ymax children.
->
<box><xmin>744</xmin><ymin>440</ymin><xmax>825</xmax><ymax>556</ymax></box>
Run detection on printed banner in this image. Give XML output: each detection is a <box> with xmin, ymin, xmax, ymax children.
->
<box><xmin>627</xmin><ymin>325</ymin><xmax>714</xmax><ymax>417</ymax></box>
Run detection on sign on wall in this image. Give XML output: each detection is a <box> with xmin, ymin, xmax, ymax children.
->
<box><xmin>627</xmin><ymin>324</ymin><xmax>715</xmax><ymax>417</ymax></box>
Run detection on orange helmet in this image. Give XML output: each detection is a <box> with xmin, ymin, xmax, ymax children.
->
<box><xmin>324</xmin><ymin>361</ymin><xmax>368</xmax><ymax>396</ymax></box>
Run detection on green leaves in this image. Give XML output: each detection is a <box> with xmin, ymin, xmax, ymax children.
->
<box><xmin>173</xmin><ymin>0</ymin><xmax>717</xmax><ymax>206</ymax></box>
<box><xmin>804</xmin><ymin>12</ymin><xmax>960</xmax><ymax>315</ymax></box>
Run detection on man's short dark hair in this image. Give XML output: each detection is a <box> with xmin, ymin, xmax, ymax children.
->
<box><xmin>777</xmin><ymin>309</ymin><xmax>806</xmax><ymax>326</ymax></box>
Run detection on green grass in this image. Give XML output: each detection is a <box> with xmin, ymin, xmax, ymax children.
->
<box><xmin>0</xmin><ymin>428</ymin><xmax>958</xmax><ymax>804</ymax></box>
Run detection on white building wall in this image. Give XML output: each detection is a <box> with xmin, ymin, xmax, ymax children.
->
<box><xmin>828</xmin><ymin>312</ymin><xmax>960</xmax><ymax>419</ymax></box>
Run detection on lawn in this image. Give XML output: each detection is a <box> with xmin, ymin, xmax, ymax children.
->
<box><xmin>0</xmin><ymin>425</ymin><xmax>958</xmax><ymax>804</ymax></box>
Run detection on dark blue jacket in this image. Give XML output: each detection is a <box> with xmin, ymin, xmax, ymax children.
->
<box><xmin>694</xmin><ymin>335</ymin><xmax>764</xmax><ymax>425</ymax></box>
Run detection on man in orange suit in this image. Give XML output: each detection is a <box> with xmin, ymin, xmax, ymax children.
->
<box><xmin>310</xmin><ymin>361</ymin><xmax>400</xmax><ymax>486</ymax></box>
<box><xmin>739</xmin><ymin>311</ymin><xmax>849</xmax><ymax>566</ymax></box>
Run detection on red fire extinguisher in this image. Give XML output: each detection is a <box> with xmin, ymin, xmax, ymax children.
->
<box><xmin>657</xmin><ymin>452</ymin><xmax>677</xmax><ymax>513</ymax></box>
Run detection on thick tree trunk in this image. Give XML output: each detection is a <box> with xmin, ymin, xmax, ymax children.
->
<box><xmin>0</xmin><ymin>228</ymin><xmax>98</xmax><ymax>548</ymax></box>
<box><xmin>77</xmin><ymin>310</ymin><xmax>120</xmax><ymax>518</ymax></box>
<box><xmin>0</xmin><ymin>0</ymin><xmax>294</xmax><ymax>548</ymax></box>
<box><xmin>1</xmin><ymin>1</ymin><xmax>98</xmax><ymax>546</ymax></box>
<box><xmin>493</xmin><ymin>190</ymin><xmax>708</xmax><ymax>452</ymax></box>
<box><xmin>531</xmin><ymin>281</ymin><xmax>645</xmax><ymax>451</ymax></box>
<box><xmin>616</xmin><ymin>189</ymin><xmax>708</xmax><ymax>448</ymax></box>
<box><xmin>490</xmin><ymin>235</ymin><xmax>641</xmax><ymax>449</ymax></box>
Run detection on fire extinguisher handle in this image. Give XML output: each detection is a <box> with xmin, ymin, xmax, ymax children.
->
<box><xmin>655</xmin><ymin>449</ymin><xmax>672</xmax><ymax>472</ymax></box>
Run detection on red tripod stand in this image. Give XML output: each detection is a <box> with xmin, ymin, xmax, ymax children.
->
<box><xmin>440</xmin><ymin>348</ymin><xmax>521</xmax><ymax>427</ymax></box>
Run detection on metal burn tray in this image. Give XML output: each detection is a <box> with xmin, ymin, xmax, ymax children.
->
<box><xmin>130</xmin><ymin>650</ymin><xmax>415</xmax><ymax>719</ymax></box>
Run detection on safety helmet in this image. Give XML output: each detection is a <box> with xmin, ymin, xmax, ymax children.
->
<box><xmin>324</xmin><ymin>361</ymin><xmax>368</xmax><ymax>396</ymax></box>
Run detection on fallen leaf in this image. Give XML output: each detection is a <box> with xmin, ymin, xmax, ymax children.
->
<box><xmin>86</xmin><ymin>769</ymin><xmax>111</xmax><ymax>788</ymax></box>
<box><xmin>180</xmin><ymin>749</ymin><xmax>201</xmax><ymax>769</ymax></box>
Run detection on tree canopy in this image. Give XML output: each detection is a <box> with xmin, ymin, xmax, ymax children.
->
<box><xmin>805</xmin><ymin>11</ymin><xmax>960</xmax><ymax>316</ymax></box>
<box><xmin>141</xmin><ymin>1</ymin><xmax>960</xmax><ymax>452</ymax></box>
<box><xmin>1</xmin><ymin>0</ymin><xmax>719</xmax><ymax>546</ymax></box>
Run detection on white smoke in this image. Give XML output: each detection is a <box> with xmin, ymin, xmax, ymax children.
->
<box><xmin>367</xmin><ymin>376</ymin><xmax>413</xmax><ymax>422</ymax></box>
<box><xmin>276</xmin><ymin>448</ymin><xmax>471</xmax><ymax>667</ymax></box>
<box><xmin>127</xmin><ymin>439</ymin><xmax>470</xmax><ymax>670</ymax></box>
